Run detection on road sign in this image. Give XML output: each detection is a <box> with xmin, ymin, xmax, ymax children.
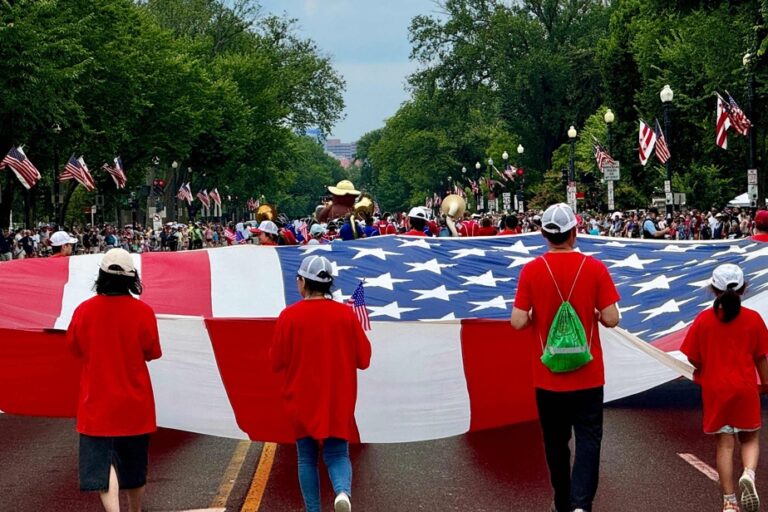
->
<box><xmin>567</xmin><ymin>183</ymin><xmax>577</xmax><ymax>212</ymax></box>
<box><xmin>607</xmin><ymin>181</ymin><xmax>615</xmax><ymax>211</ymax></box>
<box><xmin>673</xmin><ymin>193</ymin><xmax>686</xmax><ymax>205</ymax></box>
<box><xmin>664</xmin><ymin>180</ymin><xmax>671</xmax><ymax>193</ymax></box>
<box><xmin>748</xmin><ymin>168</ymin><xmax>758</xmax><ymax>185</ymax></box>
<box><xmin>665</xmin><ymin>192</ymin><xmax>674</xmax><ymax>204</ymax></box>
<box><xmin>749</xmin><ymin>184</ymin><xmax>759</xmax><ymax>205</ymax></box>
<box><xmin>478</xmin><ymin>197</ymin><xmax>485</xmax><ymax>211</ymax></box>
<box><xmin>602</xmin><ymin>162</ymin><xmax>620</xmax><ymax>181</ymax></box>
<box><xmin>502</xmin><ymin>192</ymin><xmax>511</xmax><ymax>210</ymax></box>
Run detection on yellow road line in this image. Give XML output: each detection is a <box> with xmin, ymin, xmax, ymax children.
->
<box><xmin>240</xmin><ymin>442</ymin><xmax>277</xmax><ymax>512</ymax></box>
<box><xmin>209</xmin><ymin>440</ymin><xmax>252</xmax><ymax>508</ymax></box>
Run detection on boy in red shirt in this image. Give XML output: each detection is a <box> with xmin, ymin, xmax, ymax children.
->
<box><xmin>511</xmin><ymin>203</ymin><xmax>620</xmax><ymax>512</ymax></box>
<box><xmin>752</xmin><ymin>210</ymin><xmax>768</xmax><ymax>242</ymax></box>
<box><xmin>476</xmin><ymin>216</ymin><xmax>498</xmax><ymax>236</ymax></box>
<box><xmin>404</xmin><ymin>207</ymin><xmax>428</xmax><ymax>236</ymax></box>
<box><xmin>66</xmin><ymin>249</ymin><xmax>162</xmax><ymax>512</ymax></box>
<box><xmin>681</xmin><ymin>264</ymin><xmax>768</xmax><ymax>512</ymax></box>
<box><xmin>498</xmin><ymin>214</ymin><xmax>522</xmax><ymax>235</ymax></box>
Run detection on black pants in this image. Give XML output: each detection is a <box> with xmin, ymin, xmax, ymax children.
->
<box><xmin>536</xmin><ymin>386</ymin><xmax>603</xmax><ymax>512</ymax></box>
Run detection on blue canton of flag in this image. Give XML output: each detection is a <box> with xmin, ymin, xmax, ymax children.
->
<box><xmin>276</xmin><ymin>234</ymin><xmax>768</xmax><ymax>344</ymax></box>
<box><xmin>347</xmin><ymin>281</ymin><xmax>371</xmax><ymax>331</ymax></box>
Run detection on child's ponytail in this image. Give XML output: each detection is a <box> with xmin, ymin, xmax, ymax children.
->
<box><xmin>712</xmin><ymin>283</ymin><xmax>745</xmax><ymax>323</ymax></box>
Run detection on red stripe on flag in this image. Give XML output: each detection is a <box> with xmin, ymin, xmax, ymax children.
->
<box><xmin>0</xmin><ymin>329</ymin><xmax>79</xmax><ymax>417</ymax></box>
<box><xmin>460</xmin><ymin>320</ymin><xmax>538</xmax><ymax>431</ymax></box>
<box><xmin>140</xmin><ymin>251</ymin><xmax>213</xmax><ymax>317</ymax></box>
<box><xmin>0</xmin><ymin>258</ymin><xmax>70</xmax><ymax>329</ymax></box>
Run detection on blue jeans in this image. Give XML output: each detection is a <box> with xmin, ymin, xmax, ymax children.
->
<box><xmin>296</xmin><ymin>437</ymin><xmax>352</xmax><ymax>512</ymax></box>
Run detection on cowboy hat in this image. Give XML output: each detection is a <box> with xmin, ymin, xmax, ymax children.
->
<box><xmin>327</xmin><ymin>180</ymin><xmax>361</xmax><ymax>196</ymax></box>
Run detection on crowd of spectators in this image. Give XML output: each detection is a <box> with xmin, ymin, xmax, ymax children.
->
<box><xmin>0</xmin><ymin>205</ymin><xmax>764</xmax><ymax>262</ymax></box>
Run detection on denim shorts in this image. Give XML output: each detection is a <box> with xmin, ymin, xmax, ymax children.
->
<box><xmin>79</xmin><ymin>433</ymin><xmax>150</xmax><ymax>491</ymax></box>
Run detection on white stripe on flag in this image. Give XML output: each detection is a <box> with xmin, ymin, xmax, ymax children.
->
<box><xmin>151</xmin><ymin>316</ymin><xmax>246</xmax><ymax>439</ymax></box>
<box><xmin>355</xmin><ymin>321</ymin><xmax>471</xmax><ymax>443</ymax></box>
<box><xmin>208</xmin><ymin>246</ymin><xmax>287</xmax><ymax>317</ymax></box>
<box><xmin>54</xmin><ymin>253</ymin><xmax>143</xmax><ymax>330</ymax></box>
<box><xmin>602</xmin><ymin>326</ymin><xmax>689</xmax><ymax>402</ymax></box>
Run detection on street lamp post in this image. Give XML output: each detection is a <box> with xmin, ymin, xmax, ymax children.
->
<box><xmin>487</xmin><ymin>158</ymin><xmax>494</xmax><ymax>212</ymax></box>
<box><xmin>517</xmin><ymin>144</ymin><xmax>525</xmax><ymax>212</ymax></box>
<box><xmin>568</xmin><ymin>125</ymin><xmax>577</xmax><ymax>211</ymax></box>
<box><xmin>660</xmin><ymin>84</ymin><xmax>674</xmax><ymax>218</ymax></box>
<box><xmin>604</xmin><ymin>109</ymin><xmax>615</xmax><ymax>211</ymax></box>
<box><xmin>744</xmin><ymin>52</ymin><xmax>758</xmax><ymax>207</ymax></box>
<box><xmin>52</xmin><ymin>123</ymin><xmax>62</xmax><ymax>228</ymax></box>
<box><xmin>475</xmin><ymin>161</ymin><xmax>482</xmax><ymax>212</ymax></box>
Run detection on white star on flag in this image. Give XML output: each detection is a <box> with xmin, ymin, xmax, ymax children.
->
<box><xmin>656</xmin><ymin>244</ymin><xmax>698</xmax><ymax>253</ymax></box>
<box><xmin>630</xmin><ymin>275</ymin><xmax>683</xmax><ymax>295</ymax></box>
<box><xmin>351</xmin><ymin>247</ymin><xmax>403</xmax><ymax>260</ymax></box>
<box><xmin>397</xmin><ymin>238</ymin><xmax>435</xmax><ymax>249</ymax></box>
<box><xmin>602</xmin><ymin>241</ymin><xmax>629</xmax><ymax>247</ymax></box>
<box><xmin>367</xmin><ymin>301</ymin><xmax>418</xmax><ymax>319</ymax></box>
<box><xmin>617</xmin><ymin>304</ymin><xmax>639</xmax><ymax>314</ymax></box>
<box><xmin>404</xmin><ymin>258</ymin><xmax>456</xmax><ymax>275</ymax></box>
<box><xmin>574</xmin><ymin>248</ymin><xmax>601</xmax><ymax>256</ymax></box>
<box><xmin>363</xmin><ymin>272</ymin><xmax>412</xmax><ymax>291</ymax></box>
<box><xmin>748</xmin><ymin>268</ymin><xmax>768</xmax><ymax>279</ymax></box>
<box><xmin>330</xmin><ymin>262</ymin><xmax>353</xmax><ymax>276</ymax></box>
<box><xmin>411</xmin><ymin>285</ymin><xmax>466</xmax><ymax>301</ymax></box>
<box><xmin>650</xmin><ymin>320</ymin><xmax>693</xmax><ymax>339</ymax></box>
<box><xmin>460</xmin><ymin>270</ymin><xmax>512</xmax><ymax>287</ymax></box>
<box><xmin>469</xmin><ymin>295</ymin><xmax>514</xmax><ymax>312</ymax></box>
<box><xmin>332</xmin><ymin>289</ymin><xmax>352</xmax><ymax>302</ymax></box>
<box><xmin>300</xmin><ymin>244</ymin><xmax>332</xmax><ymax>253</ymax></box>
<box><xmin>743</xmin><ymin>246</ymin><xmax>768</xmax><ymax>262</ymax></box>
<box><xmin>687</xmin><ymin>277</ymin><xmax>712</xmax><ymax>288</ymax></box>
<box><xmin>640</xmin><ymin>298</ymin><xmax>695</xmax><ymax>321</ymax></box>
<box><xmin>421</xmin><ymin>312</ymin><xmax>457</xmax><ymax>322</ymax></box>
<box><xmin>605</xmin><ymin>253</ymin><xmax>659</xmax><ymax>269</ymax></box>
<box><xmin>712</xmin><ymin>245</ymin><xmax>749</xmax><ymax>258</ymax></box>
<box><xmin>450</xmin><ymin>248</ymin><xmax>488</xmax><ymax>259</ymax></box>
<box><xmin>506</xmin><ymin>256</ymin><xmax>535</xmax><ymax>269</ymax></box>
<box><xmin>493</xmin><ymin>240</ymin><xmax>543</xmax><ymax>254</ymax></box>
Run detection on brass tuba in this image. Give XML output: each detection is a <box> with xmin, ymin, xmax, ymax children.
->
<box><xmin>255</xmin><ymin>203</ymin><xmax>277</xmax><ymax>223</ymax></box>
<box><xmin>353</xmin><ymin>193</ymin><xmax>375</xmax><ymax>219</ymax></box>
<box><xmin>441</xmin><ymin>194</ymin><xmax>466</xmax><ymax>237</ymax></box>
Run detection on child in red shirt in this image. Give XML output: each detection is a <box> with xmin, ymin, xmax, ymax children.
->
<box><xmin>681</xmin><ymin>264</ymin><xmax>768</xmax><ymax>512</ymax></box>
<box><xmin>66</xmin><ymin>248</ymin><xmax>161</xmax><ymax>512</ymax></box>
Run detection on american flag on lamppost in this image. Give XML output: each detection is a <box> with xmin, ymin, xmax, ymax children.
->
<box><xmin>0</xmin><ymin>146</ymin><xmax>41</xmax><ymax>189</ymax></box>
<box><xmin>60</xmin><ymin>155</ymin><xmax>96</xmax><ymax>191</ymax></box>
<box><xmin>102</xmin><ymin>156</ymin><xmax>127</xmax><ymax>189</ymax></box>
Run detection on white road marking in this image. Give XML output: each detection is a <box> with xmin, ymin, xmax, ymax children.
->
<box><xmin>678</xmin><ymin>453</ymin><xmax>719</xmax><ymax>482</ymax></box>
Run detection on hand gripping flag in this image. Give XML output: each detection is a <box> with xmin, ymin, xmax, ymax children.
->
<box><xmin>0</xmin><ymin>146</ymin><xmax>41</xmax><ymax>189</ymax></box>
<box><xmin>638</xmin><ymin>119</ymin><xmax>657</xmax><ymax>165</ymax></box>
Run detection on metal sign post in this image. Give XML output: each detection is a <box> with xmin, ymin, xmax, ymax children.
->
<box><xmin>567</xmin><ymin>182</ymin><xmax>577</xmax><ymax>213</ymax></box>
<box><xmin>602</xmin><ymin>162</ymin><xmax>620</xmax><ymax>211</ymax></box>
<box><xmin>748</xmin><ymin>169</ymin><xmax>759</xmax><ymax>206</ymax></box>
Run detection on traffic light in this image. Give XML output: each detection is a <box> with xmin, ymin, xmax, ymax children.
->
<box><xmin>516</xmin><ymin>168</ymin><xmax>524</xmax><ymax>177</ymax></box>
<box><xmin>152</xmin><ymin>178</ymin><xmax>167</xmax><ymax>196</ymax></box>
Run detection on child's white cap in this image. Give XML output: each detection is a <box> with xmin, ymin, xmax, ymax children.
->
<box><xmin>710</xmin><ymin>263</ymin><xmax>744</xmax><ymax>291</ymax></box>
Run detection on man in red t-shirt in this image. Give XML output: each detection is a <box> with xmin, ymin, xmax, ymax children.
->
<box><xmin>498</xmin><ymin>214</ymin><xmax>522</xmax><ymax>236</ymax></box>
<box><xmin>403</xmin><ymin>207</ymin><xmax>428</xmax><ymax>236</ymax></box>
<box><xmin>511</xmin><ymin>203</ymin><xmax>620</xmax><ymax>512</ymax></box>
<box><xmin>752</xmin><ymin>210</ymin><xmax>768</xmax><ymax>242</ymax></box>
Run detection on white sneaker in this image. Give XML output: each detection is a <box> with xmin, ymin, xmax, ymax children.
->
<box><xmin>739</xmin><ymin>471</ymin><xmax>760</xmax><ymax>512</ymax></box>
<box><xmin>334</xmin><ymin>492</ymin><xmax>351</xmax><ymax>512</ymax></box>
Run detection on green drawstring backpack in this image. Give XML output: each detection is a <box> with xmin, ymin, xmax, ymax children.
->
<box><xmin>539</xmin><ymin>255</ymin><xmax>594</xmax><ymax>373</ymax></box>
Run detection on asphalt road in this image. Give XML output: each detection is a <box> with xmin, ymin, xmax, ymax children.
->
<box><xmin>1</xmin><ymin>379</ymin><xmax>765</xmax><ymax>511</ymax></box>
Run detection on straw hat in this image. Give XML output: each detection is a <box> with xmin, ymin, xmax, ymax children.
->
<box><xmin>327</xmin><ymin>180</ymin><xmax>360</xmax><ymax>196</ymax></box>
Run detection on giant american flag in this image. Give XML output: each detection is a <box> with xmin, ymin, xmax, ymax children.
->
<box><xmin>1</xmin><ymin>234</ymin><xmax>767</xmax><ymax>443</ymax></box>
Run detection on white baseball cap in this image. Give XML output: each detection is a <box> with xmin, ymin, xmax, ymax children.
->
<box><xmin>309</xmin><ymin>224</ymin><xmax>326</xmax><ymax>236</ymax></box>
<box><xmin>100</xmin><ymin>248</ymin><xmax>137</xmax><ymax>276</ymax></box>
<box><xmin>50</xmin><ymin>231</ymin><xmax>78</xmax><ymax>247</ymax></box>
<box><xmin>710</xmin><ymin>264</ymin><xmax>744</xmax><ymax>291</ymax></box>
<box><xmin>408</xmin><ymin>207</ymin><xmax>428</xmax><ymax>219</ymax></box>
<box><xmin>298</xmin><ymin>255</ymin><xmax>334</xmax><ymax>283</ymax></box>
<box><xmin>541</xmin><ymin>203</ymin><xmax>578</xmax><ymax>233</ymax></box>
<box><xmin>254</xmin><ymin>220</ymin><xmax>279</xmax><ymax>235</ymax></box>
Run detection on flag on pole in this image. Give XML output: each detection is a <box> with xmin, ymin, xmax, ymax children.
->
<box><xmin>726</xmin><ymin>92</ymin><xmax>752</xmax><ymax>136</ymax></box>
<box><xmin>176</xmin><ymin>182</ymin><xmax>193</xmax><ymax>204</ymax></box>
<box><xmin>209</xmin><ymin>188</ymin><xmax>222</xmax><ymax>207</ymax></box>
<box><xmin>638</xmin><ymin>119</ymin><xmax>657</xmax><ymax>166</ymax></box>
<box><xmin>0</xmin><ymin>146</ymin><xmax>41</xmax><ymax>189</ymax></box>
<box><xmin>102</xmin><ymin>156</ymin><xmax>127</xmax><ymax>189</ymax></box>
<box><xmin>60</xmin><ymin>155</ymin><xmax>96</xmax><ymax>191</ymax></box>
<box><xmin>346</xmin><ymin>281</ymin><xmax>371</xmax><ymax>331</ymax></box>
<box><xmin>223</xmin><ymin>227</ymin><xmax>236</xmax><ymax>244</ymax></box>
<box><xmin>591</xmin><ymin>137</ymin><xmax>615</xmax><ymax>170</ymax></box>
<box><xmin>715</xmin><ymin>93</ymin><xmax>731</xmax><ymax>150</ymax></box>
<box><xmin>654</xmin><ymin>120</ymin><xmax>671</xmax><ymax>164</ymax></box>
<box><xmin>197</xmin><ymin>190</ymin><xmax>211</xmax><ymax>208</ymax></box>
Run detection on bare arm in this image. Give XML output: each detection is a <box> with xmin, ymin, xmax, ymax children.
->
<box><xmin>597</xmin><ymin>303</ymin><xmax>620</xmax><ymax>328</ymax></box>
<box><xmin>510</xmin><ymin>307</ymin><xmax>531</xmax><ymax>330</ymax></box>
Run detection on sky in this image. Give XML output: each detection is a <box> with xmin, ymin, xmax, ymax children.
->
<box><xmin>258</xmin><ymin>0</ymin><xmax>442</xmax><ymax>143</ymax></box>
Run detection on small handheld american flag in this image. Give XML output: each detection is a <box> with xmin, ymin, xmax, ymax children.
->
<box><xmin>346</xmin><ymin>281</ymin><xmax>371</xmax><ymax>331</ymax></box>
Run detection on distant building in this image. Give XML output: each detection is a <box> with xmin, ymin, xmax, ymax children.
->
<box><xmin>324</xmin><ymin>138</ymin><xmax>357</xmax><ymax>160</ymax></box>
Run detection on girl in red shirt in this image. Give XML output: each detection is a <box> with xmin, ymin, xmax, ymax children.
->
<box><xmin>66</xmin><ymin>248</ymin><xmax>162</xmax><ymax>512</ymax></box>
<box><xmin>271</xmin><ymin>255</ymin><xmax>371</xmax><ymax>512</ymax></box>
<box><xmin>682</xmin><ymin>264</ymin><xmax>768</xmax><ymax>512</ymax></box>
